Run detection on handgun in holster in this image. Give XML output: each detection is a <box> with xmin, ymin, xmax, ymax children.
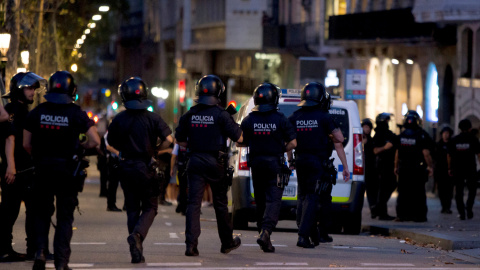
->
<box><xmin>72</xmin><ymin>154</ymin><xmax>90</xmax><ymax>192</ymax></box>
<box><xmin>277</xmin><ymin>156</ymin><xmax>292</xmax><ymax>189</ymax></box>
<box><xmin>315</xmin><ymin>158</ymin><xmax>337</xmax><ymax>195</ymax></box>
<box><xmin>218</xmin><ymin>151</ymin><xmax>234</xmax><ymax>186</ymax></box>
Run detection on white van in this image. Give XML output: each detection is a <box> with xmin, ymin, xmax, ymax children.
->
<box><xmin>228</xmin><ymin>89</ymin><xmax>365</xmax><ymax>234</ymax></box>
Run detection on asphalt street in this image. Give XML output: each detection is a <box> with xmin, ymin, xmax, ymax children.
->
<box><xmin>2</xmin><ymin>161</ymin><xmax>480</xmax><ymax>270</ymax></box>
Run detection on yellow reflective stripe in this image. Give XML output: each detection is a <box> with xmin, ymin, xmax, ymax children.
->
<box><xmin>251</xmin><ymin>193</ymin><xmax>298</xmax><ymax>201</ymax></box>
<box><xmin>332</xmin><ymin>196</ymin><xmax>349</xmax><ymax>202</ymax></box>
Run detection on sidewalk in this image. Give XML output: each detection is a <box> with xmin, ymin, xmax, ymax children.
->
<box><xmin>362</xmin><ymin>191</ymin><xmax>480</xmax><ymax>252</ymax></box>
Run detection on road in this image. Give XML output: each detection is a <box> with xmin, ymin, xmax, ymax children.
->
<box><xmin>3</xmin><ymin>168</ymin><xmax>480</xmax><ymax>270</ymax></box>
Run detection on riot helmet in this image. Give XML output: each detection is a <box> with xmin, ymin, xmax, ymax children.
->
<box><xmin>252</xmin><ymin>83</ymin><xmax>280</xmax><ymax>112</ymax></box>
<box><xmin>375</xmin><ymin>112</ymin><xmax>392</xmax><ymax>130</ymax></box>
<box><xmin>2</xmin><ymin>72</ymin><xmax>46</xmax><ymax>104</ymax></box>
<box><xmin>194</xmin><ymin>75</ymin><xmax>225</xmax><ymax>105</ymax></box>
<box><xmin>403</xmin><ymin>110</ymin><xmax>422</xmax><ymax>129</ymax></box>
<box><xmin>298</xmin><ymin>82</ymin><xmax>331</xmax><ymax>111</ymax></box>
<box><xmin>45</xmin><ymin>71</ymin><xmax>77</xmax><ymax>104</ymax></box>
<box><xmin>118</xmin><ymin>77</ymin><xmax>152</xmax><ymax>110</ymax></box>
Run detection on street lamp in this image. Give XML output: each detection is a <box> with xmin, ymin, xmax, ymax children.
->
<box><xmin>0</xmin><ymin>33</ymin><xmax>11</xmax><ymax>59</ymax></box>
<box><xmin>99</xmin><ymin>6</ymin><xmax>109</xmax><ymax>12</ymax></box>
<box><xmin>92</xmin><ymin>15</ymin><xmax>102</xmax><ymax>21</ymax></box>
<box><xmin>88</xmin><ymin>23</ymin><xmax>96</xmax><ymax>28</ymax></box>
<box><xmin>71</xmin><ymin>63</ymin><xmax>78</xmax><ymax>73</ymax></box>
<box><xmin>84</xmin><ymin>29</ymin><xmax>91</xmax><ymax>34</ymax></box>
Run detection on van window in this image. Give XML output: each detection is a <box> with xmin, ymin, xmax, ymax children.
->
<box><xmin>329</xmin><ymin>107</ymin><xmax>349</xmax><ymax>146</ymax></box>
<box><xmin>278</xmin><ymin>104</ymin><xmax>300</xmax><ymax>118</ymax></box>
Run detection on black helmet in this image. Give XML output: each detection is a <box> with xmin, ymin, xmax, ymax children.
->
<box><xmin>118</xmin><ymin>77</ymin><xmax>152</xmax><ymax>110</ymax></box>
<box><xmin>3</xmin><ymin>72</ymin><xmax>46</xmax><ymax>103</ymax></box>
<box><xmin>252</xmin><ymin>83</ymin><xmax>280</xmax><ymax>112</ymax></box>
<box><xmin>403</xmin><ymin>110</ymin><xmax>421</xmax><ymax>129</ymax></box>
<box><xmin>45</xmin><ymin>71</ymin><xmax>77</xmax><ymax>104</ymax></box>
<box><xmin>298</xmin><ymin>82</ymin><xmax>330</xmax><ymax>110</ymax></box>
<box><xmin>194</xmin><ymin>75</ymin><xmax>225</xmax><ymax>105</ymax></box>
<box><xmin>375</xmin><ymin>112</ymin><xmax>392</xmax><ymax>130</ymax></box>
<box><xmin>361</xmin><ymin>118</ymin><xmax>373</xmax><ymax>129</ymax></box>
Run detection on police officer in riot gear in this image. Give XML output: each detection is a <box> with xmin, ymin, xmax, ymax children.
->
<box><xmin>24</xmin><ymin>71</ymin><xmax>101</xmax><ymax>270</ymax></box>
<box><xmin>394</xmin><ymin>110</ymin><xmax>433</xmax><ymax>222</ymax></box>
<box><xmin>447</xmin><ymin>119</ymin><xmax>480</xmax><ymax>220</ymax></box>
<box><xmin>372</xmin><ymin>113</ymin><xmax>397</xmax><ymax>220</ymax></box>
<box><xmin>107</xmin><ymin>77</ymin><xmax>173</xmax><ymax>263</ymax></box>
<box><xmin>238</xmin><ymin>83</ymin><xmax>296</xmax><ymax>252</ymax></box>
<box><xmin>362</xmin><ymin>118</ymin><xmax>377</xmax><ymax>219</ymax></box>
<box><xmin>0</xmin><ymin>72</ymin><xmax>46</xmax><ymax>262</ymax></box>
<box><xmin>175</xmin><ymin>75</ymin><xmax>243</xmax><ymax>256</ymax></box>
<box><xmin>288</xmin><ymin>82</ymin><xmax>349</xmax><ymax>247</ymax></box>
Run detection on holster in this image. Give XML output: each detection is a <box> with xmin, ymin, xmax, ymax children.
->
<box><xmin>277</xmin><ymin>156</ymin><xmax>292</xmax><ymax>188</ymax></box>
<box><xmin>314</xmin><ymin>158</ymin><xmax>337</xmax><ymax>195</ymax></box>
<box><xmin>72</xmin><ymin>155</ymin><xmax>90</xmax><ymax>192</ymax></box>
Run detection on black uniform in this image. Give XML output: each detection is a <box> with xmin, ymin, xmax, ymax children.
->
<box><xmin>241</xmin><ymin>110</ymin><xmax>296</xmax><ymax>234</ymax></box>
<box><xmin>25</xmin><ymin>102</ymin><xmax>94</xmax><ymax>268</ymax></box>
<box><xmin>0</xmin><ymin>101</ymin><xmax>36</xmax><ymax>257</ymax></box>
<box><xmin>448</xmin><ymin>132</ymin><xmax>480</xmax><ymax>218</ymax></box>
<box><xmin>372</xmin><ymin>128</ymin><xmax>397</xmax><ymax>218</ymax></box>
<box><xmin>363</xmin><ymin>133</ymin><xmax>378</xmax><ymax>218</ymax></box>
<box><xmin>107</xmin><ymin>109</ymin><xmax>172</xmax><ymax>239</ymax></box>
<box><xmin>396</xmin><ymin>128</ymin><xmax>432</xmax><ymax>221</ymax></box>
<box><xmin>434</xmin><ymin>139</ymin><xmax>454</xmax><ymax>213</ymax></box>
<box><xmin>288</xmin><ymin>107</ymin><xmax>335</xmax><ymax>239</ymax></box>
<box><xmin>175</xmin><ymin>104</ymin><xmax>241</xmax><ymax>250</ymax></box>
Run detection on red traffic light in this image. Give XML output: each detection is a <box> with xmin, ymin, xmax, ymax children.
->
<box><xmin>228</xmin><ymin>100</ymin><xmax>237</xmax><ymax>108</ymax></box>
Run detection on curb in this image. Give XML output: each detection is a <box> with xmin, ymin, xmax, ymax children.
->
<box><xmin>363</xmin><ymin>225</ymin><xmax>480</xmax><ymax>250</ymax></box>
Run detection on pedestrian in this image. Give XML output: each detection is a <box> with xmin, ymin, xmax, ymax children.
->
<box><xmin>394</xmin><ymin>110</ymin><xmax>433</xmax><ymax>222</ymax></box>
<box><xmin>24</xmin><ymin>71</ymin><xmax>101</xmax><ymax>270</ymax></box>
<box><xmin>103</xmin><ymin>132</ymin><xmax>122</xmax><ymax>212</ymax></box>
<box><xmin>434</xmin><ymin>124</ymin><xmax>454</xmax><ymax>214</ymax></box>
<box><xmin>372</xmin><ymin>113</ymin><xmax>397</xmax><ymax>220</ymax></box>
<box><xmin>175</xmin><ymin>75</ymin><xmax>243</xmax><ymax>256</ymax></box>
<box><xmin>239</xmin><ymin>82</ymin><xmax>297</xmax><ymax>252</ymax></box>
<box><xmin>107</xmin><ymin>77</ymin><xmax>173</xmax><ymax>263</ymax></box>
<box><xmin>288</xmin><ymin>82</ymin><xmax>349</xmax><ymax>248</ymax></box>
<box><xmin>362</xmin><ymin>118</ymin><xmax>378</xmax><ymax>219</ymax></box>
<box><xmin>0</xmin><ymin>72</ymin><xmax>47</xmax><ymax>262</ymax></box>
<box><xmin>170</xmin><ymin>143</ymin><xmax>188</xmax><ymax>215</ymax></box>
<box><xmin>447</xmin><ymin>119</ymin><xmax>480</xmax><ymax>220</ymax></box>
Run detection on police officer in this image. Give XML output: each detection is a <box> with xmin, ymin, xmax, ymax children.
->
<box><xmin>447</xmin><ymin>119</ymin><xmax>480</xmax><ymax>220</ymax></box>
<box><xmin>0</xmin><ymin>72</ymin><xmax>46</xmax><ymax>262</ymax></box>
<box><xmin>23</xmin><ymin>71</ymin><xmax>101</xmax><ymax>270</ymax></box>
<box><xmin>434</xmin><ymin>124</ymin><xmax>454</xmax><ymax>214</ymax></box>
<box><xmin>171</xmin><ymin>143</ymin><xmax>188</xmax><ymax>215</ymax></box>
<box><xmin>372</xmin><ymin>113</ymin><xmax>397</xmax><ymax>220</ymax></box>
<box><xmin>107</xmin><ymin>77</ymin><xmax>173</xmax><ymax>263</ymax></box>
<box><xmin>239</xmin><ymin>83</ymin><xmax>296</xmax><ymax>252</ymax></box>
<box><xmin>175</xmin><ymin>75</ymin><xmax>243</xmax><ymax>256</ymax></box>
<box><xmin>361</xmin><ymin>118</ymin><xmax>378</xmax><ymax>219</ymax></box>
<box><xmin>288</xmin><ymin>82</ymin><xmax>349</xmax><ymax>247</ymax></box>
<box><xmin>394</xmin><ymin>110</ymin><xmax>433</xmax><ymax>222</ymax></box>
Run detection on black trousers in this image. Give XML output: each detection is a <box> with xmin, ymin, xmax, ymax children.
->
<box><xmin>250</xmin><ymin>157</ymin><xmax>283</xmax><ymax>235</ymax></box>
<box><xmin>396</xmin><ymin>167</ymin><xmax>427</xmax><ymax>221</ymax></box>
<box><xmin>0</xmin><ymin>173</ymin><xmax>35</xmax><ymax>255</ymax></box>
<box><xmin>296</xmin><ymin>156</ymin><xmax>331</xmax><ymax>238</ymax></box>
<box><xmin>376</xmin><ymin>169</ymin><xmax>397</xmax><ymax>217</ymax></box>
<box><xmin>454</xmin><ymin>172</ymin><xmax>477</xmax><ymax>216</ymax></box>
<box><xmin>119</xmin><ymin>160</ymin><xmax>159</xmax><ymax>240</ymax></box>
<box><xmin>185</xmin><ymin>153</ymin><xmax>232</xmax><ymax>247</ymax></box>
<box><xmin>107</xmin><ymin>160</ymin><xmax>121</xmax><ymax>208</ymax></box>
<box><xmin>176</xmin><ymin>168</ymin><xmax>188</xmax><ymax>213</ymax></box>
<box><xmin>435</xmin><ymin>171</ymin><xmax>454</xmax><ymax>211</ymax></box>
<box><xmin>33</xmin><ymin>163</ymin><xmax>77</xmax><ymax>268</ymax></box>
<box><xmin>364</xmin><ymin>167</ymin><xmax>379</xmax><ymax>215</ymax></box>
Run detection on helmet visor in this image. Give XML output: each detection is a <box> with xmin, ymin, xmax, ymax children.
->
<box><xmin>17</xmin><ymin>73</ymin><xmax>47</xmax><ymax>89</ymax></box>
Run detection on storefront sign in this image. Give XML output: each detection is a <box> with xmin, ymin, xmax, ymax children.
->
<box><xmin>345</xmin><ymin>69</ymin><xmax>366</xmax><ymax>99</ymax></box>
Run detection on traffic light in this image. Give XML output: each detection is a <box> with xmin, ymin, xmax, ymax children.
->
<box><xmin>111</xmin><ymin>101</ymin><xmax>118</xmax><ymax>110</ymax></box>
<box><xmin>147</xmin><ymin>106</ymin><xmax>154</xmax><ymax>112</ymax></box>
<box><xmin>228</xmin><ymin>100</ymin><xmax>237</xmax><ymax>108</ymax></box>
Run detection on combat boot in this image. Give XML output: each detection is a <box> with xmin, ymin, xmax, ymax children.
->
<box><xmin>297</xmin><ymin>236</ymin><xmax>315</xmax><ymax>248</ymax></box>
<box><xmin>127</xmin><ymin>233</ymin><xmax>144</xmax><ymax>263</ymax></box>
<box><xmin>220</xmin><ymin>236</ymin><xmax>241</xmax><ymax>254</ymax></box>
<box><xmin>32</xmin><ymin>249</ymin><xmax>46</xmax><ymax>270</ymax></box>
<box><xmin>257</xmin><ymin>229</ymin><xmax>275</xmax><ymax>253</ymax></box>
<box><xmin>185</xmin><ymin>245</ymin><xmax>199</xmax><ymax>256</ymax></box>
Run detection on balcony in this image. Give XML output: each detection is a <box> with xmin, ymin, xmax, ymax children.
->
<box><xmin>328</xmin><ymin>8</ymin><xmax>456</xmax><ymax>45</ymax></box>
